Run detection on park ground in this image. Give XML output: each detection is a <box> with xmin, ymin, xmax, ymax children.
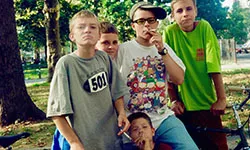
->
<box><xmin>0</xmin><ymin>53</ymin><xmax>250</xmax><ymax>150</ymax></box>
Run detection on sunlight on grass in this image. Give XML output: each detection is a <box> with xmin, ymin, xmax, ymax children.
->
<box><xmin>1</xmin><ymin>69</ymin><xmax>249</xmax><ymax>149</ymax></box>
<box><xmin>24</xmin><ymin>68</ymin><xmax>48</xmax><ymax>80</ymax></box>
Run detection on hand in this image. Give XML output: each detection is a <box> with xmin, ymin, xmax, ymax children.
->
<box><xmin>70</xmin><ymin>142</ymin><xmax>84</xmax><ymax>150</ymax></box>
<box><xmin>148</xmin><ymin>30</ymin><xmax>164</xmax><ymax>51</ymax></box>
<box><xmin>117</xmin><ymin>113</ymin><xmax>130</xmax><ymax>136</ymax></box>
<box><xmin>171</xmin><ymin>101</ymin><xmax>185</xmax><ymax>115</ymax></box>
<box><xmin>210</xmin><ymin>98</ymin><xmax>226</xmax><ymax>116</ymax></box>
<box><xmin>134</xmin><ymin>133</ymin><xmax>153</xmax><ymax>150</ymax></box>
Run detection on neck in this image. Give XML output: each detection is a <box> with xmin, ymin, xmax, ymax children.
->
<box><xmin>75</xmin><ymin>44</ymin><xmax>96</xmax><ymax>58</ymax></box>
<box><xmin>182</xmin><ymin>21</ymin><xmax>198</xmax><ymax>32</ymax></box>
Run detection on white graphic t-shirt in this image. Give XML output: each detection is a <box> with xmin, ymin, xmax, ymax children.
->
<box><xmin>127</xmin><ymin>55</ymin><xmax>167</xmax><ymax>115</ymax></box>
<box><xmin>116</xmin><ymin>40</ymin><xmax>185</xmax><ymax>128</ymax></box>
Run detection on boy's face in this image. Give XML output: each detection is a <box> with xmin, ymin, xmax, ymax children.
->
<box><xmin>172</xmin><ymin>0</ymin><xmax>197</xmax><ymax>32</ymax></box>
<box><xmin>131</xmin><ymin>9</ymin><xmax>159</xmax><ymax>41</ymax></box>
<box><xmin>129</xmin><ymin>118</ymin><xmax>155</xmax><ymax>141</ymax></box>
<box><xmin>69</xmin><ymin>17</ymin><xmax>100</xmax><ymax>47</ymax></box>
<box><xmin>96</xmin><ymin>33</ymin><xmax>119</xmax><ymax>59</ymax></box>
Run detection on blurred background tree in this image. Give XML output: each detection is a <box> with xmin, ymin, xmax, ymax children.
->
<box><xmin>14</xmin><ymin>0</ymin><xmax>250</xmax><ymax>77</ymax></box>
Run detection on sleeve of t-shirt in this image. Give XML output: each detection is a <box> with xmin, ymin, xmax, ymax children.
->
<box><xmin>203</xmin><ymin>21</ymin><xmax>221</xmax><ymax>73</ymax></box>
<box><xmin>164</xmin><ymin>43</ymin><xmax>186</xmax><ymax>72</ymax></box>
<box><xmin>47</xmin><ymin>59</ymin><xmax>74</xmax><ymax>118</ymax></box>
<box><xmin>116</xmin><ymin>45</ymin><xmax>124</xmax><ymax>72</ymax></box>
<box><xmin>110</xmin><ymin>59</ymin><xmax>129</xmax><ymax>102</ymax></box>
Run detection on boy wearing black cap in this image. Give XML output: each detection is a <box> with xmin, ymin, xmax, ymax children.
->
<box><xmin>116</xmin><ymin>2</ymin><xmax>198</xmax><ymax>150</ymax></box>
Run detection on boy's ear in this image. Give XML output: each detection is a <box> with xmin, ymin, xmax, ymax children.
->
<box><xmin>131</xmin><ymin>23</ymin><xmax>136</xmax><ymax>31</ymax></box>
<box><xmin>69</xmin><ymin>33</ymin><xmax>74</xmax><ymax>42</ymax></box>
<box><xmin>152</xmin><ymin>127</ymin><xmax>156</xmax><ymax>136</ymax></box>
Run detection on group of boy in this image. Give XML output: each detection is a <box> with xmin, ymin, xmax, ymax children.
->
<box><xmin>47</xmin><ymin>0</ymin><xmax>228</xmax><ymax>150</ymax></box>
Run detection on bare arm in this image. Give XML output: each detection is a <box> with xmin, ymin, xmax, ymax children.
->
<box><xmin>52</xmin><ymin>116</ymin><xmax>84</xmax><ymax>150</ymax></box>
<box><xmin>168</xmin><ymin>82</ymin><xmax>185</xmax><ymax>115</ymax></box>
<box><xmin>210</xmin><ymin>73</ymin><xmax>226</xmax><ymax>116</ymax></box>
<box><xmin>114</xmin><ymin>96</ymin><xmax>130</xmax><ymax>135</ymax></box>
<box><xmin>161</xmin><ymin>54</ymin><xmax>184</xmax><ymax>85</ymax></box>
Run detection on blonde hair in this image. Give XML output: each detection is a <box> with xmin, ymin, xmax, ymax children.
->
<box><xmin>69</xmin><ymin>10</ymin><xmax>99</xmax><ymax>32</ymax></box>
<box><xmin>170</xmin><ymin>0</ymin><xmax>196</xmax><ymax>17</ymax></box>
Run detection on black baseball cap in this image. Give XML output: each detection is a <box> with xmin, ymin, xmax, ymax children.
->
<box><xmin>130</xmin><ymin>2</ymin><xmax>167</xmax><ymax>20</ymax></box>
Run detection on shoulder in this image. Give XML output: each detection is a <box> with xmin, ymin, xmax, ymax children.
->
<box><xmin>199</xmin><ymin>19</ymin><xmax>212</xmax><ymax>28</ymax></box>
<box><xmin>95</xmin><ymin>50</ymin><xmax>109</xmax><ymax>57</ymax></box>
<box><xmin>56</xmin><ymin>54</ymin><xmax>74</xmax><ymax>66</ymax></box>
<box><xmin>95</xmin><ymin>50</ymin><xmax>111</xmax><ymax>62</ymax></box>
<box><xmin>118</xmin><ymin>40</ymin><xmax>136</xmax><ymax>55</ymax></box>
<box><xmin>119</xmin><ymin>40</ymin><xmax>134</xmax><ymax>49</ymax></box>
<box><xmin>165</xmin><ymin>22</ymin><xmax>179</xmax><ymax>31</ymax></box>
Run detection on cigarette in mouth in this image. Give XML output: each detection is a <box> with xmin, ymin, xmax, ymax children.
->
<box><xmin>149</xmin><ymin>28</ymin><xmax>158</xmax><ymax>32</ymax></box>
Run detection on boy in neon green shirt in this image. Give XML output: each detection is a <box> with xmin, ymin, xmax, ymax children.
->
<box><xmin>163</xmin><ymin>0</ymin><xmax>228</xmax><ymax>149</ymax></box>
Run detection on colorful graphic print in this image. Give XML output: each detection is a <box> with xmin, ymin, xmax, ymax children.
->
<box><xmin>127</xmin><ymin>55</ymin><xmax>167</xmax><ymax>114</ymax></box>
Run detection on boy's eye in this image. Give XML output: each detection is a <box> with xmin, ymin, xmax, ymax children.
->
<box><xmin>147</xmin><ymin>18</ymin><xmax>156</xmax><ymax>24</ymax></box>
<box><xmin>131</xmin><ymin>127</ymin><xmax>138</xmax><ymax>132</ymax></box>
<box><xmin>176</xmin><ymin>8</ymin><xmax>183</xmax><ymax>13</ymax></box>
<box><xmin>112</xmin><ymin>41</ymin><xmax>118</xmax><ymax>45</ymax></box>
<box><xmin>137</xmin><ymin>19</ymin><xmax>145</xmax><ymax>25</ymax></box>
<box><xmin>186</xmin><ymin>6</ymin><xmax>193</xmax><ymax>11</ymax></box>
<box><xmin>90</xmin><ymin>25</ymin><xmax>97</xmax><ymax>29</ymax></box>
<box><xmin>102</xmin><ymin>41</ymin><xmax>110</xmax><ymax>45</ymax></box>
<box><xmin>77</xmin><ymin>25</ymin><xmax>85</xmax><ymax>29</ymax></box>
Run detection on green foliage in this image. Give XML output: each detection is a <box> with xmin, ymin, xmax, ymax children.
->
<box><xmin>15</xmin><ymin>0</ymin><xmax>45</xmax><ymax>51</ymax></box>
<box><xmin>96</xmin><ymin>0</ymin><xmax>171</xmax><ymax>42</ymax></box>
<box><xmin>15</xmin><ymin>0</ymin><xmax>249</xmax><ymax>52</ymax></box>
<box><xmin>227</xmin><ymin>2</ymin><xmax>248</xmax><ymax>44</ymax></box>
<box><xmin>242</xmin><ymin>8</ymin><xmax>250</xmax><ymax>35</ymax></box>
<box><xmin>196</xmin><ymin>0</ymin><xmax>229</xmax><ymax>38</ymax></box>
<box><xmin>98</xmin><ymin>0</ymin><xmax>134</xmax><ymax>42</ymax></box>
<box><xmin>15</xmin><ymin>0</ymin><xmax>83</xmax><ymax>52</ymax></box>
<box><xmin>23</xmin><ymin>63</ymin><xmax>48</xmax><ymax>80</ymax></box>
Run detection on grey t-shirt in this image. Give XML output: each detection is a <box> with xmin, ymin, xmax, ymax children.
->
<box><xmin>47</xmin><ymin>50</ymin><xmax>128</xmax><ymax>150</ymax></box>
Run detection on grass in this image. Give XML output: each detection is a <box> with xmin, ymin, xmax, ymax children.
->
<box><xmin>23</xmin><ymin>68</ymin><xmax>48</xmax><ymax>80</ymax></box>
<box><xmin>0</xmin><ymin>68</ymin><xmax>249</xmax><ymax>149</ymax></box>
<box><xmin>221</xmin><ymin>69</ymin><xmax>250</xmax><ymax>131</ymax></box>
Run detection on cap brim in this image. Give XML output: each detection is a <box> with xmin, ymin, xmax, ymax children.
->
<box><xmin>140</xmin><ymin>6</ymin><xmax>167</xmax><ymax>20</ymax></box>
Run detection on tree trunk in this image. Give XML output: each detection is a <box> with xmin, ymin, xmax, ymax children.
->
<box><xmin>0</xmin><ymin>0</ymin><xmax>46</xmax><ymax>126</ymax></box>
<box><xmin>33</xmin><ymin>47</ymin><xmax>40</xmax><ymax>64</ymax></box>
<box><xmin>44</xmin><ymin>0</ymin><xmax>61</xmax><ymax>82</ymax></box>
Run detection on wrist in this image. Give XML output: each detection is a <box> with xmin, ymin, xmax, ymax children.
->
<box><xmin>158</xmin><ymin>47</ymin><xmax>168</xmax><ymax>56</ymax></box>
<box><xmin>118</xmin><ymin>111</ymin><xmax>126</xmax><ymax>116</ymax></box>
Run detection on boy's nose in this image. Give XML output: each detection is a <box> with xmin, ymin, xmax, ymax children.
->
<box><xmin>108</xmin><ymin>44</ymin><xmax>113</xmax><ymax>48</ymax></box>
<box><xmin>84</xmin><ymin>26</ymin><xmax>91</xmax><ymax>32</ymax></box>
<box><xmin>138</xmin><ymin>129</ymin><xmax>143</xmax><ymax>134</ymax></box>
<box><xmin>183</xmin><ymin>10</ymin><xmax>188</xmax><ymax>17</ymax></box>
<box><xmin>144</xmin><ymin>21</ymin><xmax>150</xmax><ymax>27</ymax></box>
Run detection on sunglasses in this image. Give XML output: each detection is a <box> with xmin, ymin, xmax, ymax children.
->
<box><xmin>133</xmin><ymin>17</ymin><xmax>157</xmax><ymax>25</ymax></box>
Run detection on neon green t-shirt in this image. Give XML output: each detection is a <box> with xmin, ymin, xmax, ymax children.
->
<box><xmin>163</xmin><ymin>19</ymin><xmax>221</xmax><ymax>111</ymax></box>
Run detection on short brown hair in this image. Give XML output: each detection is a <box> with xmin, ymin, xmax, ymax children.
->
<box><xmin>128</xmin><ymin>112</ymin><xmax>153</xmax><ymax>129</ymax></box>
<box><xmin>69</xmin><ymin>10</ymin><xmax>99</xmax><ymax>33</ymax></box>
<box><xmin>171</xmin><ymin>0</ymin><xmax>196</xmax><ymax>17</ymax></box>
<box><xmin>100</xmin><ymin>21</ymin><xmax>118</xmax><ymax>34</ymax></box>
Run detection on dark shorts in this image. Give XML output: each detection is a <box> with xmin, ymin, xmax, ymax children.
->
<box><xmin>177</xmin><ymin>110</ymin><xmax>228</xmax><ymax>150</ymax></box>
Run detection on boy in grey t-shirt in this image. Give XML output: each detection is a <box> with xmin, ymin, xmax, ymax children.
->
<box><xmin>47</xmin><ymin>10</ymin><xmax>130</xmax><ymax>150</ymax></box>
